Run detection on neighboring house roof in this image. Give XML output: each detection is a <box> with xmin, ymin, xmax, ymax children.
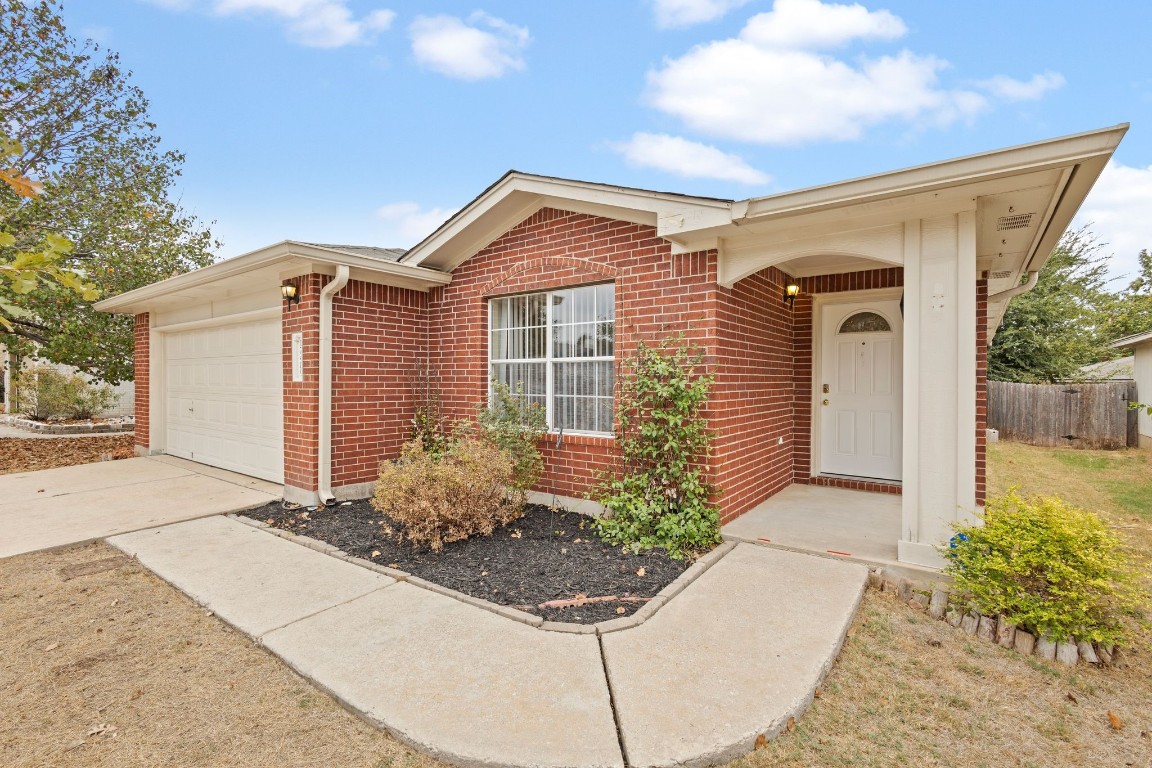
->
<box><xmin>1080</xmin><ymin>356</ymin><xmax>1135</xmax><ymax>380</ymax></box>
<box><xmin>1112</xmin><ymin>329</ymin><xmax>1152</xmax><ymax>349</ymax></box>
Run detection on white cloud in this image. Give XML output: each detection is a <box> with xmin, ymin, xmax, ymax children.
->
<box><xmin>975</xmin><ymin>71</ymin><xmax>1065</xmax><ymax>102</ymax></box>
<box><xmin>151</xmin><ymin>1</ymin><xmax>394</xmax><ymax>47</ymax></box>
<box><xmin>740</xmin><ymin>0</ymin><xmax>904</xmax><ymax>48</ymax></box>
<box><xmin>611</xmin><ymin>132</ymin><xmax>770</xmax><ymax>184</ymax></box>
<box><xmin>645</xmin><ymin>0</ymin><xmax>1060</xmax><ymax>145</ymax></box>
<box><xmin>409</xmin><ymin>12</ymin><xmax>529</xmax><ymax>80</ymax></box>
<box><xmin>651</xmin><ymin>0</ymin><xmax>753</xmax><ymax>28</ymax></box>
<box><xmin>1076</xmin><ymin>161</ymin><xmax>1152</xmax><ymax>283</ymax></box>
<box><xmin>376</xmin><ymin>202</ymin><xmax>459</xmax><ymax>244</ymax></box>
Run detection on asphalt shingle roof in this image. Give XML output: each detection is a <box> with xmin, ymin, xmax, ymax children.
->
<box><xmin>306</xmin><ymin>243</ymin><xmax>408</xmax><ymax>262</ymax></box>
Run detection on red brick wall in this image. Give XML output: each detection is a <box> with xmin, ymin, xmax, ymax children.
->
<box><xmin>429</xmin><ymin>207</ymin><xmax>718</xmax><ymax>501</ymax></box>
<box><xmin>282</xmin><ymin>274</ymin><xmax>323</xmax><ymax>491</ymax></box>
<box><xmin>330</xmin><ymin>280</ymin><xmax>428</xmax><ymax>487</ymax></box>
<box><xmin>133</xmin><ymin>313</ymin><xmax>150</xmax><ymax>450</ymax></box>
<box><xmin>792</xmin><ymin>267</ymin><xmax>905</xmax><ymax>483</ymax></box>
<box><xmin>711</xmin><ymin>266</ymin><xmax>795</xmax><ymax>523</ymax></box>
<box><xmin>976</xmin><ymin>277</ymin><xmax>989</xmax><ymax>506</ymax></box>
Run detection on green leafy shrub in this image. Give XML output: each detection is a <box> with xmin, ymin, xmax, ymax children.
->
<box><xmin>942</xmin><ymin>490</ymin><xmax>1148</xmax><ymax>646</ymax></box>
<box><xmin>372</xmin><ymin>437</ymin><xmax>524</xmax><ymax>551</ymax></box>
<box><xmin>14</xmin><ymin>363</ymin><xmax>117</xmax><ymax>420</ymax></box>
<box><xmin>592</xmin><ymin>337</ymin><xmax>720</xmax><ymax>559</ymax></box>
<box><xmin>474</xmin><ymin>381</ymin><xmax>546</xmax><ymax>492</ymax></box>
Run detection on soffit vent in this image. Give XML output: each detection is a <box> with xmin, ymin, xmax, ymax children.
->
<box><xmin>990</xmin><ymin>270</ymin><xmax>1014</xmax><ymax>279</ymax></box>
<box><xmin>996</xmin><ymin>213</ymin><xmax>1034</xmax><ymax>231</ymax></box>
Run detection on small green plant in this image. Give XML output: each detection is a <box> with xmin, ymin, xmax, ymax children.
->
<box><xmin>14</xmin><ymin>363</ymin><xmax>117</xmax><ymax>420</ymax></box>
<box><xmin>592</xmin><ymin>337</ymin><xmax>720</xmax><ymax>559</ymax></box>
<box><xmin>942</xmin><ymin>489</ymin><xmax>1148</xmax><ymax>646</ymax></box>
<box><xmin>372</xmin><ymin>437</ymin><xmax>523</xmax><ymax>551</ymax></box>
<box><xmin>474</xmin><ymin>381</ymin><xmax>546</xmax><ymax>492</ymax></box>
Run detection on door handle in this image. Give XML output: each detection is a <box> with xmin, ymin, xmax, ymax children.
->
<box><xmin>822</xmin><ymin>399</ymin><xmax>829</xmax><ymax>406</ymax></box>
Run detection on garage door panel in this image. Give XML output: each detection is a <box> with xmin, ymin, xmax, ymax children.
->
<box><xmin>165</xmin><ymin>318</ymin><xmax>283</xmax><ymax>483</ymax></box>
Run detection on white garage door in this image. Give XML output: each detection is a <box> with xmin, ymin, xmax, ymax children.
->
<box><xmin>164</xmin><ymin>317</ymin><xmax>283</xmax><ymax>483</ymax></box>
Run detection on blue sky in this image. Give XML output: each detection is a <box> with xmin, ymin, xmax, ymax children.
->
<box><xmin>62</xmin><ymin>0</ymin><xmax>1152</xmax><ymax>285</ymax></box>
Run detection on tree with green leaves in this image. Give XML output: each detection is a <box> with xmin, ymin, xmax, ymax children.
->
<box><xmin>988</xmin><ymin>227</ymin><xmax>1117</xmax><ymax>383</ymax></box>
<box><xmin>1101</xmin><ymin>248</ymin><xmax>1152</xmax><ymax>343</ymax></box>
<box><xmin>1</xmin><ymin>132</ymin><xmax>97</xmax><ymax>330</ymax></box>
<box><xmin>1</xmin><ymin>0</ymin><xmax>217</xmax><ymax>383</ymax></box>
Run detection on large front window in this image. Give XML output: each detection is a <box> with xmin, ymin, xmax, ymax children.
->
<box><xmin>489</xmin><ymin>283</ymin><xmax>615</xmax><ymax>435</ymax></box>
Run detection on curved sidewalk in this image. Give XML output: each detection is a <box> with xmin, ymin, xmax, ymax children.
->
<box><xmin>109</xmin><ymin>516</ymin><xmax>866</xmax><ymax>768</ymax></box>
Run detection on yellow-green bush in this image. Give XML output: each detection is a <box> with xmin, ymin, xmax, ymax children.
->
<box><xmin>14</xmin><ymin>363</ymin><xmax>117</xmax><ymax>420</ymax></box>
<box><xmin>372</xmin><ymin>437</ymin><xmax>523</xmax><ymax>551</ymax></box>
<box><xmin>943</xmin><ymin>490</ymin><xmax>1148</xmax><ymax>646</ymax></box>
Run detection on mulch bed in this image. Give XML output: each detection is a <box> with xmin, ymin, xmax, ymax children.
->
<box><xmin>0</xmin><ymin>435</ymin><xmax>135</xmax><ymax>475</ymax></box>
<box><xmin>245</xmin><ymin>499</ymin><xmax>691</xmax><ymax>624</ymax></box>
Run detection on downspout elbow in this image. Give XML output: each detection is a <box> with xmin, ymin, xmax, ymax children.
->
<box><xmin>317</xmin><ymin>265</ymin><xmax>350</xmax><ymax>505</ymax></box>
<box><xmin>988</xmin><ymin>271</ymin><xmax>1039</xmax><ymax>303</ymax></box>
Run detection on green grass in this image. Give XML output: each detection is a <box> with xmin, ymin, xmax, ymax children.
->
<box><xmin>1049</xmin><ymin>450</ymin><xmax>1152</xmax><ymax>518</ymax></box>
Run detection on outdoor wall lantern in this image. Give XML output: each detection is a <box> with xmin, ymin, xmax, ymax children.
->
<box><xmin>783</xmin><ymin>282</ymin><xmax>800</xmax><ymax>308</ymax></box>
<box><xmin>281</xmin><ymin>280</ymin><xmax>300</xmax><ymax>307</ymax></box>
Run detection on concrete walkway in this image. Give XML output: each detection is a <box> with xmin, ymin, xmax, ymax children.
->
<box><xmin>0</xmin><ymin>455</ymin><xmax>279</xmax><ymax>559</ymax></box>
<box><xmin>109</xmin><ymin>516</ymin><xmax>867</xmax><ymax>768</ymax></box>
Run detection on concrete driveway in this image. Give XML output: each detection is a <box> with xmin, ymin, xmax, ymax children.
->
<box><xmin>0</xmin><ymin>455</ymin><xmax>280</xmax><ymax>559</ymax></box>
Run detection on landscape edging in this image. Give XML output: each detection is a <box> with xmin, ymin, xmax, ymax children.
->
<box><xmin>870</xmin><ymin>569</ymin><xmax>1123</xmax><ymax>668</ymax></box>
<box><xmin>227</xmin><ymin>512</ymin><xmax>736</xmax><ymax>634</ymax></box>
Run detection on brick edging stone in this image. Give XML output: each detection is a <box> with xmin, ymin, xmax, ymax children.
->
<box><xmin>4</xmin><ymin>415</ymin><xmax>134</xmax><ymax>434</ymax></box>
<box><xmin>869</xmin><ymin>568</ymin><xmax>1123</xmax><ymax>668</ymax></box>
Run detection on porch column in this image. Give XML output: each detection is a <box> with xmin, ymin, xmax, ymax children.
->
<box><xmin>899</xmin><ymin>211</ymin><xmax>979</xmax><ymax>568</ymax></box>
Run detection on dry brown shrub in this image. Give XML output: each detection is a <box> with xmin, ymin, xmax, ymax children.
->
<box><xmin>372</xmin><ymin>437</ymin><xmax>524</xmax><ymax>551</ymax></box>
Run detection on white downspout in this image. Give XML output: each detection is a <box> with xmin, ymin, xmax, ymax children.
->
<box><xmin>989</xmin><ymin>271</ymin><xmax>1039</xmax><ymax>303</ymax></box>
<box><xmin>317</xmin><ymin>265</ymin><xmax>349</xmax><ymax>504</ymax></box>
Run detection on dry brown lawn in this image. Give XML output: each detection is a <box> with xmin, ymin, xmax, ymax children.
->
<box><xmin>2</xmin><ymin>442</ymin><xmax>1149</xmax><ymax>767</ymax></box>
<box><xmin>0</xmin><ymin>542</ymin><xmax>441</xmax><ymax>768</ymax></box>
<box><xmin>745</xmin><ymin>443</ymin><xmax>1152</xmax><ymax>768</ymax></box>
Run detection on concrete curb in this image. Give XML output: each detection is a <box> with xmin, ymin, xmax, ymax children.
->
<box><xmin>725</xmin><ymin>531</ymin><xmax>945</xmax><ymax>588</ymax></box>
<box><xmin>227</xmin><ymin>513</ymin><xmax>738</xmax><ymax>636</ymax></box>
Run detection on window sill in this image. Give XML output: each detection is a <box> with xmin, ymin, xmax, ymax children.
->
<box><xmin>538</xmin><ymin>432</ymin><xmax>614</xmax><ymax>448</ymax></box>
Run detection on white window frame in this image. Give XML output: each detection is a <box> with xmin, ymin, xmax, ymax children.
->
<box><xmin>487</xmin><ymin>283</ymin><xmax>615</xmax><ymax>437</ymax></box>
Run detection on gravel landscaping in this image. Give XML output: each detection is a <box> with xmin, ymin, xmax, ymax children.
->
<box><xmin>245</xmin><ymin>500</ymin><xmax>690</xmax><ymax>624</ymax></box>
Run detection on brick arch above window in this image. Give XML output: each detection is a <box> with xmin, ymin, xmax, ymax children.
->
<box><xmin>481</xmin><ymin>257</ymin><xmax>618</xmax><ymax>298</ymax></box>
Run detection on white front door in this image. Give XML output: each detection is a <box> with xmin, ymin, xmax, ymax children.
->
<box><xmin>819</xmin><ymin>299</ymin><xmax>902</xmax><ymax>481</ymax></box>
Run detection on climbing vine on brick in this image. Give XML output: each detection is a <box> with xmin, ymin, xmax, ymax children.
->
<box><xmin>592</xmin><ymin>336</ymin><xmax>719</xmax><ymax>559</ymax></box>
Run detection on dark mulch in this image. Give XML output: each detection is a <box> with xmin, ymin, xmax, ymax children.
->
<box><xmin>244</xmin><ymin>500</ymin><xmax>691</xmax><ymax>624</ymax></box>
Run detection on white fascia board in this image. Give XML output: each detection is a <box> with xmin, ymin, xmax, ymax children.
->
<box><xmin>735</xmin><ymin>124</ymin><xmax>1127</xmax><ymax>224</ymax></box>
<box><xmin>94</xmin><ymin>241</ymin><xmax>451</xmax><ymax>314</ymax></box>
<box><xmin>401</xmin><ymin>172</ymin><xmax>734</xmax><ymax>272</ymax></box>
<box><xmin>1112</xmin><ymin>330</ymin><xmax>1152</xmax><ymax>349</ymax></box>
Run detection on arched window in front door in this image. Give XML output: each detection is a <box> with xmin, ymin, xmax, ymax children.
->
<box><xmin>838</xmin><ymin>311</ymin><xmax>891</xmax><ymax>334</ymax></box>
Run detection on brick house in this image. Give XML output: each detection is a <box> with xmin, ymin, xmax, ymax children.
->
<box><xmin>96</xmin><ymin>126</ymin><xmax>1125</xmax><ymax>568</ymax></box>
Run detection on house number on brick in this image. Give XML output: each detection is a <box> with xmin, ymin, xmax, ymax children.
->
<box><xmin>291</xmin><ymin>332</ymin><xmax>303</xmax><ymax>383</ymax></box>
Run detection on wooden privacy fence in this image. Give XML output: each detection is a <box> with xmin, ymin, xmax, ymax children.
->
<box><xmin>987</xmin><ymin>380</ymin><xmax>1139</xmax><ymax>449</ymax></box>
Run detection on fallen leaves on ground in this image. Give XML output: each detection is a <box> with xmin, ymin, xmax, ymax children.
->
<box><xmin>0</xmin><ymin>435</ymin><xmax>134</xmax><ymax>475</ymax></box>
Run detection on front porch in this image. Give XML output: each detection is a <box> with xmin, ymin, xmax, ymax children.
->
<box><xmin>722</xmin><ymin>484</ymin><xmax>942</xmax><ymax>581</ymax></box>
